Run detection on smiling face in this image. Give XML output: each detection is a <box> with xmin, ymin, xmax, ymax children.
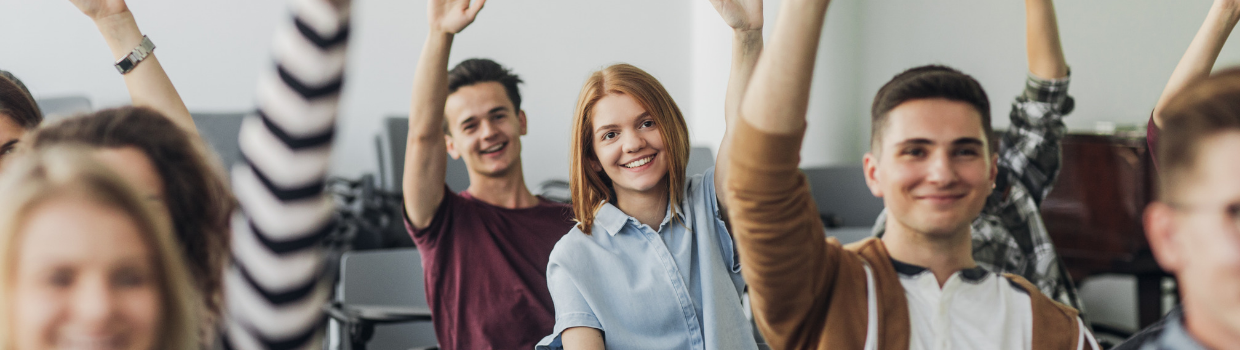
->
<box><xmin>444</xmin><ymin>81</ymin><xmax>528</xmax><ymax>179</ymax></box>
<box><xmin>590</xmin><ymin>93</ymin><xmax>669</xmax><ymax>199</ymax></box>
<box><xmin>9</xmin><ymin>195</ymin><xmax>162</xmax><ymax>350</ymax></box>
<box><xmin>864</xmin><ymin>98</ymin><xmax>997</xmax><ymax>239</ymax></box>
<box><xmin>0</xmin><ymin>113</ymin><xmax>27</xmax><ymax>171</ymax></box>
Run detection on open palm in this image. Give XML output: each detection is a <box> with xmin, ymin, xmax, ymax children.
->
<box><xmin>709</xmin><ymin>0</ymin><xmax>763</xmax><ymax>31</ymax></box>
<box><xmin>429</xmin><ymin>0</ymin><xmax>487</xmax><ymax>34</ymax></box>
<box><xmin>68</xmin><ymin>0</ymin><xmax>129</xmax><ymax>20</ymax></box>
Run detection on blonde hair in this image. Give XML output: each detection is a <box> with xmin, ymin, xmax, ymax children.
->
<box><xmin>570</xmin><ymin>64</ymin><xmax>691</xmax><ymax>234</ymax></box>
<box><xmin>0</xmin><ymin>146</ymin><xmax>200</xmax><ymax>349</ymax></box>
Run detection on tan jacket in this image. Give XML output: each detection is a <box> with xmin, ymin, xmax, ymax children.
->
<box><xmin>724</xmin><ymin>119</ymin><xmax>1085</xmax><ymax>350</ymax></box>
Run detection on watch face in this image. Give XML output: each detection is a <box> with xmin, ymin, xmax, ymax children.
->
<box><xmin>115</xmin><ymin>58</ymin><xmax>136</xmax><ymax>74</ymax></box>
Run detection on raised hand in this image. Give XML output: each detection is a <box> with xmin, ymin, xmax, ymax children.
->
<box><xmin>67</xmin><ymin>0</ymin><xmax>130</xmax><ymax>21</ymax></box>
<box><xmin>709</xmin><ymin>0</ymin><xmax>763</xmax><ymax>31</ymax></box>
<box><xmin>428</xmin><ymin>0</ymin><xmax>487</xmax><ymax>34</ymax></box>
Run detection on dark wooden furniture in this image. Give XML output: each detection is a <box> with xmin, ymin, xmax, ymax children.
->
<box><xmin>1041</xmin><ymin>133</ymin><xmax>1171</xmax><ymax>329</ymax></box>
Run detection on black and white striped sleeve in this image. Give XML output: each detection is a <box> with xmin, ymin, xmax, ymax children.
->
<box><xmin>224</xmin><ymin>0</ymin><xmax>351</xmax><ymax>348</ymax></box>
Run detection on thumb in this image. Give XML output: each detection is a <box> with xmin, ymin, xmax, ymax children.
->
<box><xmin>467</xmin><ymin>0</ymin><xmax>487</xmax><ymax>18</ymax></box>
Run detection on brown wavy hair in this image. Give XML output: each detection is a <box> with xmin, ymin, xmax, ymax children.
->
<box><xmin>29</xmin><ymin>107</ymin><xmax>233</xmax><ymax>325</ymax></box>
<box><xmin>0</xmin><ymin>70</ymin><xmax>43</xmax><ymax>129</ymax></box>
<box><xmin>0</xmin><ymin>146</ymin><xmax>200</xmax><ymax>349</ymax></box>
<box><xmin>570</xmin><ymin>64</ymin><xmax>690</xmax><ymax>234</ymax></box>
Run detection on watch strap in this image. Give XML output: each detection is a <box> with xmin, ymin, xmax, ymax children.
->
<box><xmin>114</xmin><ymin>35</ymin><xmax>156</xmax><ymax>75</ymax></box>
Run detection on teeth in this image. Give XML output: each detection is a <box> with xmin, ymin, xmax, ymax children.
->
<box><xmin>623</xmin><ymin>155</ymin><xmax>653</xmax><ymax>168</ymax></box>
<box><xmin>481</xmin><ymin>143</ymin><xmax>505</xmax><ymax>154</ymax></box>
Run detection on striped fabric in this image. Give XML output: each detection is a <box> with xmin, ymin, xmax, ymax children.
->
<box><xmin>224</xmin><ymin>0</ymin><xmax>351</xmax><ymax>348</ymax></box>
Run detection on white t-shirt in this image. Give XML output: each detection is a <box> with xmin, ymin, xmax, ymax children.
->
<box><xmin>858</xmin><ymin>260</ymin><xmax>1098</xmax><ymax>350</ymax></box>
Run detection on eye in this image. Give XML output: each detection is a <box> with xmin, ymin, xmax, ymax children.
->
<box><xmin>493</xmin><ymin>114</ymin><xmax>505</xmax><ymax>120</ymax></box>
<box><xmin>113</xmin><ymin>268</ymin><xmax>150</xmax><ymax>288</ymax></box>
<box><xmin>602</xmin><ymin>131</ymin><xmax>618</xmax><ymax>140</ymax></box>
<box><xmin>462</xmin><ymin>123</ymin><xmax>477</xmax><ymax>132</ymax></box>
<box><xmin>900</xmin><ymin>147</ymin><xmax>927</xmax><ymax>158</ymax></box>
<box><xmin>640</xmin><ymin>120</ymin><xmax>655</xmax><ymax>128</ymax></box>
<box><xmin>953</xmin><ymin>148</ymin><xmax>980</xmax><ymax>157</ymax></box>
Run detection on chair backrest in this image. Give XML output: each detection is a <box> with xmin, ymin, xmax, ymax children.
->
<box><xmin>36</xmin><ymin>95</ymin><xmax>93</xmax><ymax>124</ymax></box>
<box><xmin>191</xmin><ymin>112</ymin><xmax>246</xmax><ymax>171</ymax></box>
<box><xmin>384</xmin><ymin>117</ymin><xmax>469</xmax><ymax>192</ymax></box>
<box><xmin>686</xmin><ymin>146</ymin><xmax>714</xmax><ymax>178</ymax></box>
<box><xmin>338</xmin><ymin>248</ymin><xmax>437</xmax><ymax>348</ymax></box>
<box><xmin>801</xmin><ymin>166</ymin><xmax>885</xmax><ymax>228</ymax></box>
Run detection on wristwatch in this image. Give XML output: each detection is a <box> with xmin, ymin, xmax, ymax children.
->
<box><xmin>114</xmin><ymin>35</ymin><xmax>156</xmax><ymax>74</ymax></box>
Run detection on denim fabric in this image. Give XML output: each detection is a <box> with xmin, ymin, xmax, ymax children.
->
<box><xmin>535</xmin><ymin>167</ymin><xmax>756</xmax><ymax>350</ymax></box>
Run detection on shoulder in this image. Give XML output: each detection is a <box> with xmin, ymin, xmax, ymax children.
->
<box><xmin>548</xmin><ymin>227</ymin><xmax>608</xmax><ymax>265</ymax></box>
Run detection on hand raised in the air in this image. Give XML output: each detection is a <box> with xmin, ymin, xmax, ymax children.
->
<box><xmin>709</xmin><ymin>0</ymin><xmax>763</xmax><ymax>31</ymax></box>
<box><xmin>429</xmin><ymin>0</ymin><xmax>487</xmax><ymax>34</ymax></box>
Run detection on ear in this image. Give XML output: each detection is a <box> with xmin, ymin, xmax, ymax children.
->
<box><xmin>445</xmin><ymin>135</ymin><xmax>462</xmax><ymax>160</ymax></box>
<box><xmin>863</xmin><ymin>152</ymin><xmax>883</xmax><ymax>198</ymax></box>
<box><xmin>1144</xmin><ymin>202</ymin><xmax>1184</xmax><ymax>274</ymax></box>
<box><xmin>990</xmin><ymin>152</ymin><xmax>999</xmax><ymax>185</ymax></box>
<box><xmin>517</xmin><ymin>110</ymin><xmax>528</xmax><ymax>136</ymax></box>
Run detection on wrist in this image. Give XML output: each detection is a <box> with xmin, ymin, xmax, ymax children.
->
<box><xmin>94</xmin><ymin>12</ymin><xmax>145</xmax><ymax>60</ymax></box>
<box><xmin>733</xmin><ymin>28</ymin><xmax>762</xmax><ymax>44</ymax></box>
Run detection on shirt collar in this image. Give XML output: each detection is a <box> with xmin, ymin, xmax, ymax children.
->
<box><xmin>890</xmin><ymin>258</ymin><xmax>991</xmax><ymax>283</ymax></box>
<box><xmin>594</xmin><ymin>201</ymin><xmax>685</xmax><ymax>236</ymax></box>
<box><xmin>1158</xmin><ymin>308</ymin><xmax>1209</xmax><ymax>350</ymax></box>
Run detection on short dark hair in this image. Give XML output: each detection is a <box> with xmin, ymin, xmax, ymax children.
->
<box><xmin>1157</xmin><ymin>68</ymin><xmax>1240</xmax><ymax>200</ymax></box>
<box><xmin>0</xmin><ymin>70</ymin><xmax>43</xmax><ymax>129</ymax></box>
<box><xmin>870</xmin><ymin>65</ymin><xmax>992</xmax><ymax>153</ymax></box>
<box><xmin>444</xmin><ymin>58</ymin><xmax>523</xmax><ymax>134</ymax></box>
<box><xmin>31</xmin><ymin>107</ymin><xmax>234</xmax><ymax>320</ymax></box>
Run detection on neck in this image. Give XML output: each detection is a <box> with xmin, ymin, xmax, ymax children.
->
<box><xmin>465</xmin><ymin>163</ymin><xmax>539</xmax><ymax>209</ymax></box>
<box><xmin>881</xmin><ymin>219</ymin><xmax>976</xmax><ymax>287</ymax></box>
<box><xmin>1182</xmin><ymin>294</ymin><xmax>1240</xmax><ymax>350</ymax></box>
<box><xmin>614</xmin><ymin>182</ymin><xmax>669</xmax><ymax>229</ymax></box>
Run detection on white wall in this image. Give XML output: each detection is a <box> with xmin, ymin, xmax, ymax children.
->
<box><xmin>1</xmin><ymin>0</ymin><xmax>691</xmax><ymax>190</ymax></box>
<box><xmin>7</xmin><ymin>0</ymin><xmax>1240</xmax><ymax>184</ymax></box>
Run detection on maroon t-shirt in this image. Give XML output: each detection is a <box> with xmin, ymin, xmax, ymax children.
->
<box><xmin>405</xmin><ymin>186</ymin><xmax>574</xmax><ymax>350</ymax></box>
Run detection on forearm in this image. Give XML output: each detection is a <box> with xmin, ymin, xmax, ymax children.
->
<box><xmin>561</xmin><ymin>327</ymin><xmax>605</xmax><ymax>350</ymax></box>
<box><xmin>402</xmin><ymin>32</ymin><xmax>453</xmax><ymax>227</ymax></box>
<box><xmin>715</xmin><ymin>29</ymin><xmax>763</xmax><ymax>209</ymax></box>
<box><xmin>738</xmin><ymin>0</ymin><xmax>830</xmax><ymax>134</ymax></box>
<box><xmin>1154</xmin><ymin>1</ymin><xmax>1240</xmax><ymax>127</ymax></box>
<box><xmin>1025</xmin><ymin>0</ymin><xmax>1068</xmax><ymax>80</ymax></box>
<box><xmin>93</xmin><ymin>12</ymin><xmax>197</xmax><ymax>136</ymax></box>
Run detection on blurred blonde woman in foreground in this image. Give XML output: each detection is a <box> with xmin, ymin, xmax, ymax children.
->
<box><xmin>0</xmin><ymin>146</ymin><xmax>198</xmax><ymax>350</ymax></box>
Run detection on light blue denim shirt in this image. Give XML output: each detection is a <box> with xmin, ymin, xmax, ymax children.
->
<box><xmin>535</xmin><ymin>167</ymin><xmax>756</xmax><ymax>350</ymax></box>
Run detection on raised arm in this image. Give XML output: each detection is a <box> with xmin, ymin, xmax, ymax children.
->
<box><xmin>726</xmin><ymin>0</ymin><xmax>833</xmax><ymax>347</ymax></box>
<box><xmin>1026</xmin><ymin>0</ymin><xmax>1068</xmax><ymax>80</ymax></box>
<box><xmin>69</xmin><ymin>0</ymin><xmax>198</xmax><ymax>137</ymax></box>
<box><xmin>997</xmin><ymin>0</ymin><xmax>1073</xmax><ymax>205</ymax></box>
<box><xmin>709</xmin><ymin>0</ymin><xmax>763</xmax><ymax>213</ymax></box>
<box><xmin>1153</xmin><ymin>0</ymin><xmax>1240</xmax><ymax>128</ymax></box>
<box><xmin>402</xmin><ymin>0</ymin><xmax>485</xmax><ymax>229</ymax></box>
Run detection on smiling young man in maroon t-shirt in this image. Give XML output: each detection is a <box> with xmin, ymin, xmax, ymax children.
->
<box><xmin>401</xmin><ymin>1</ymin><xmax>574</xmax><ymax>349</ymax></box>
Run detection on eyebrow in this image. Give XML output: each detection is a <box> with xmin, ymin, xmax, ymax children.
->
<box><xmin>894</xmin><ymin>137</ymin><xmax>984</xmax><ymax>147</ymax></box>
<box><xmin>456</xmin><ymin>106</ymin><xmax>508</xmax><ymax>127</ymax></box>
<box><xmin>594</xmin><ymin>112</ymin><xmax>651</xmax><ymax>134</ymax></box>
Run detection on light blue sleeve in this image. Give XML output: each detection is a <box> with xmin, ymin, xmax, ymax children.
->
<box><xmin>695</xmin><ymin>166</ymin><xmax>741</xmax><ymax>273</ymax></box>
<box><xmin>536</xmin><ymin>243</ymin><xmax>603</xmax><ymax>350</ymax></box>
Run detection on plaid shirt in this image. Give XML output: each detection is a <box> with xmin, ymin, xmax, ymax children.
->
<box><xmin>872</xmin><ymin>73</ymin><xmax>1082</xmax><ymax>311</ymax></box>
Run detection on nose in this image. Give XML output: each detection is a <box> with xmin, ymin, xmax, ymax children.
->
<box><xmin>924</xmin><ymin>151</ymin><xmax>959</xmax><ymax>186</ymax></box>
<box><xmin>480</xmin><ymin>119</ymin><xmax>502</xmax><ymax>142</ymax></box>
<box><xmin>72</xmin><ymin>275</ymin><xmax>116</xmax><ymax>327</ymax></box>
<box><xmin>621</xmin><ymin>131</ymin><xmax>646</xmax><ymax>154</ymax></box>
